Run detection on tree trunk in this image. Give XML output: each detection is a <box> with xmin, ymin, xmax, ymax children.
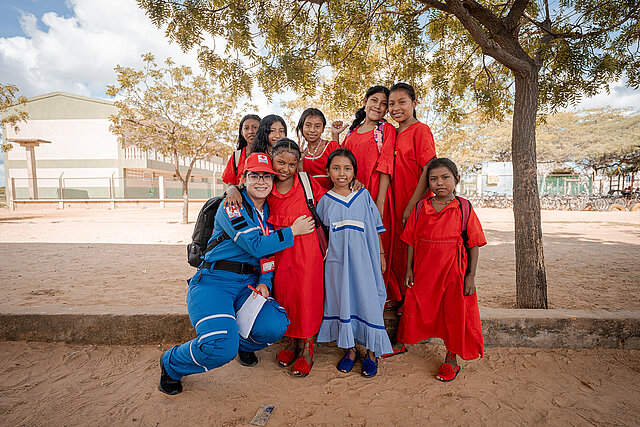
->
<box><xmin>182</xmin><ymin>181</ymin><xmax>189</xmax><ymax>224</ymax></box>
<box><xmin>511</xmin><ymin>70</ymin><xmax>548</xmax><ymax>309</ymax></box>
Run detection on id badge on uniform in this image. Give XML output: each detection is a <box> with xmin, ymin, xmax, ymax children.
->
<box><xmin>260</xmin><ymin>256</ymin><xmax>275</xmax><ymax>274</ymax></box>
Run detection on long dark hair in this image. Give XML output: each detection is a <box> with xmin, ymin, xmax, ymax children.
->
<box><xmin>389</xmin><ymin>82</ymin><xmax>418</xmax><ymax>119</ymax></box>
<box><xmin>349</xmin><ymin>85</ymin><xmax>390</xmax><ymax>132</ymax></box>
<box><xmin>426</xmin><ymin>157</ymin><xmax>460</xmax><ymax>186</ymax></box>
<box><xmin>296</xmin><ymin>108</ymin><xmax>326</xmax><ymax>142</ymax></box>
<box><xmin>271</xmin><ymin>137</ymin><xmax>301</xmax><ymax>161</ymax></box>
<box><xmin>236</xmin><ymin>114</ymin><xmax>261</xmax><ymax>150</ymax></box>
<box><xmin>326</xmin><ymin>148</ymin><xmax>358</xmax><ymax>179</ymax></box>
<box><xmin>252</xmin><ymin>114</ymin><xmax>287</xmax><ymax>154</ymax></box>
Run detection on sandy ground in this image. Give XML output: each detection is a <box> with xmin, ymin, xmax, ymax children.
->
<box><xmin>1</xmin><ymin>341</ymin><xmax>639</xmax><ymax>426</ymax></box>
<box><xmin>0</xmin><ymin>206</ymin><xmax>638</xmax><ymax>311</ymax></box>
<box><xmin>1</xmin><ymin>206</ymin><xmax>639</xmax><ymax>425</ymax></box>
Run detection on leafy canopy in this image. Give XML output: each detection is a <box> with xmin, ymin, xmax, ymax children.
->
<box><xmin>107</xmin><ymin>53</ymin><xmax>239</xmax><ymax>176</ymax></box>
<box><xmin>138</xmin><ymin>0</ymin><xmax>639</xmax><ymax>123</ymax></box>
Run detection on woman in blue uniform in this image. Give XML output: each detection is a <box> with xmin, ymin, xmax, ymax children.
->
<box><xmin>159</xmin><ymin>153</ymin><xmax>315</xmax><ymax>395</ymax></box>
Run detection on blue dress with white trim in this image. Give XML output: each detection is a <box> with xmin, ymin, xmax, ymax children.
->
<box><xmin>316</xmin><ymin>189</ymin><xmax>393</xmax><ymax>356</ymax></box>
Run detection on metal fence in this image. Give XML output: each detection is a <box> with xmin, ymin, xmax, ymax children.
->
<box><xmin>8</xmin><ymin>175</ymin><xmax>224</xmax><ymax>201</ymax></box>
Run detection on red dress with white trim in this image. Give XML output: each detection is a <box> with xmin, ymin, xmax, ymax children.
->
<box><xmin>267</xmin><ymin>174</ymin><xmax>328</xmax><ymax>339</ymax></box>
<box><xmin>302</xmin><ymin>139</ymin><xmax>340</xmax><ymax>190</ymax></box>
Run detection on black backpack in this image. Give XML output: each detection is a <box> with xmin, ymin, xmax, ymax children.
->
<box><xmin>187</xmin><ymin>190</ymin><xmax>253</xmax><ymax>267</ymax></box>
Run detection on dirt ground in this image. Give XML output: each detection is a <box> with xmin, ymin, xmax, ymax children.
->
<box><xmin>0</xmin><ymin>206</ymin><xmax>639</xmax><ymax>425</ymax></box>
<box><xmin>0</xmin><ymin>342</ymin><xmax>639</xmax><ymax>426</ymax></box>
<box><xmin>0</xmin><ymin>206</ymin><xmax>638</xmax><ymax>311</ymax></box>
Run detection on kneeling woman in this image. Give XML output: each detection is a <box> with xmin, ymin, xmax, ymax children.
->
<box><xmin>159</xmin><ymin>153</ymin><xmax>315</xmax><ymax>395</ymax></box>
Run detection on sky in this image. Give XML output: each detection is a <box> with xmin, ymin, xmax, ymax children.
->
<box><xmin>1</xmin><ymin>0</ymin><xmax>639</xmax><ymax>185</ymax></box>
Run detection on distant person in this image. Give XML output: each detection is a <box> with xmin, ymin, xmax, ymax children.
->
<box><xmin>159</xmin><ymin>153</ymin><xmax>315</xmax><ymax>395</ymax></box>
<box><xmin>316</xmin><ymin>149</ymin><xmax>393</xmax><ymax>378</ymax></box>
<box><xmin>251</xmin><ymin>114</ymin><xmax>287</xmax><ymax>156</ymax></box>
<box><xmin>297</xmin><ymin>108</ymin><xmax>340</xmax><ymax>190</ymax></box>
<box><xmin>221</xmin><ymin>114</ymin><xmax>261</xmax><ymax>185</ymax></box>
<box><xmin>397</xmin><ymin>158</ymin><xmax>485</xmax><ymax>382</ymax></box>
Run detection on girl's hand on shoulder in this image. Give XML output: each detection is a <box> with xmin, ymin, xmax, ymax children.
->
<box><xmin>404</xmin><ymin>269</ymin><xmax>414</xmax><ymax>289</ymax></box>
<box><xmin>224</xmin><ymin>185</ymin><xmax>242</xmax><ymax>208</ymax></box>
<box><xmin>349</xmin><ymin>179</ymin><xmax>364</xmax><ymax>192</ymax></box>
<box><xmin>463</xmin><ymin>274</ymin><xmax>476</xmax><ymax>296</ymax></box>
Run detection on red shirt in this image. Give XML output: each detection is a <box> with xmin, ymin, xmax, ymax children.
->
<box><xmin>302</xmin><ymin>139</ymin><xmax>340</xmax><ymax>190</ymax></box>
<box><xmin>221</xmin><ymin>148</ymin><xmax>247</xmax><ymax>185</ymax></box>
<box><xmin>343</xmin><ymin>122</ymin><xmax>396</xmax><ymax>201</ymax></box>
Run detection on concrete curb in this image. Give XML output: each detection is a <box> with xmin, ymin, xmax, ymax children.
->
<box><xmin>1</xmin><ymin>306</ymin><xmax>639</xmax><ymax>349</ymax></box>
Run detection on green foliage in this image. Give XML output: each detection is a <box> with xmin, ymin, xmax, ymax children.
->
<box><xmin>107</xmin><ymin>53</ymin><xmax>241</xmax><ymax>184</ymax></box>
<box><xmin>137</xmin><ymin>0</ymin><xmax>639</xmax><ymax>123</ymax></box>
<box><xmin>440</xmin><ymin>108</ymin><xmax>640</xmax><ymax>171</ymax></box>
<box><xmin>0</xmin><ymin>83</ymin><xmax>29</xmax><ymax>152</ymax></box>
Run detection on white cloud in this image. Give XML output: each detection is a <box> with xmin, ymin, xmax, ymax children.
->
<box><xmin>570</xmin><ymin>79</ymin><xmax>640</xmax><ymax>111</ymax></box>
<box><xmin>0</xmin><ymin>0</ymin><xmax>204</xmax><ymax>99</ymax></box>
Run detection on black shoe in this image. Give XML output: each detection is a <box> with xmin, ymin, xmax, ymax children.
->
<box><xmin>159</xmin><ymin>356</ymin><xmax>182</xmax><ymax>395</ymax></box>
<box><xmin>237</xmin><ymin>349</ymin><xmax>258</xmax><ymax>367</ymax></box>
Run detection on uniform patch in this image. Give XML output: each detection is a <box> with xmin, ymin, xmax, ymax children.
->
<box><xmin>257</xmin><ymin>154</ymin><xmax>269</xmax><ymax>164</ymax></box>
<box><xmin>225</xmin><ymin>206</ymin><xmax>241</xmax><ymax>219</ymax></box>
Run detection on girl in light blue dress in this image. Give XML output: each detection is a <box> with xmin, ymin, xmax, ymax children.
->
<box><xmin>316</xmin><ymin>148</ymin><xmax>393</xmax><ymax>378</ymax></box>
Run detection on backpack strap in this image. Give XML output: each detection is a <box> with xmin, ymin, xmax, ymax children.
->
<box><xmin>414</xmin><ymin>198</ymin><xmax>427</xmax><ymax>222</ymax></box>
<box><xmin>298</xmin><ymin>172</ymin><xmax>324</xmax><ymax>225</ymax></box>
<box><xmin>232</xmin><ymin>149</ymin><xmax>242</xmax><ymax>175</ymax></box>
<box><xmin>455</xmin><ymin>196</ymin><xmax>471</xmax><ymax>246</ymax></box>
<box><xmin>203</xmin><ymin>190</ymin><xmax>253</xmax><ymax>256</ymax></box>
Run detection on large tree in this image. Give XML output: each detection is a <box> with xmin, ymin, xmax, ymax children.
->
<box><xmin>138</xmin><ymin>0</ymin><xmax>639</xmax><ymax>308</ymax></box>
<box><xmin>107</xmin><ymin>53</ymin><xmax>238</xmax><ymax>224</ymax></box>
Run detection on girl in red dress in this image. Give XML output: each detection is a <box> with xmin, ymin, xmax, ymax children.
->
<box><xmin>398</xmin><ymin>158</ymin><xmax>486</xmax><ymax>382</ymax></box>
<box><xmin>331</xmin><ymin>86</ymin><xmax>399</xmax><ymax>303</ymax></box>
<box><xmin>297</xmin><ymin>108</ymin><xmax>340</xmax><ymax>190</ymax></box>
<box><xmin>221</xmin><ymin>114</ymin><xmax>261</xmax><ymax>185</ymax></box>
<box><xmin>267</xmin><ymin>138</ymin><xmax>328</xmax><ymax>377</ymax></box>
<box><xmin>388</xmin><ymin>82</ymin><xmax>437</xmax><ymax>304</ymax></box>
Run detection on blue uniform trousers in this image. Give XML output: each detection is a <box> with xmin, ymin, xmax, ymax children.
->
<box><xmin>162</xmin><ymin>268</ymin><xmax>289</xmax><ymax>380</ymax></box>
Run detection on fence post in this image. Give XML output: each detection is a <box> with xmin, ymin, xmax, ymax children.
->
<box><xmin>159</xmin><ymin>176</ymin><xmax>165</xmax><ymax>208</ymax></box>
<box><xmin>8</xmin><ymin>177</ymin><xmax>15</xmax><ymax>210</ymax></box>
<box><xmin>58</xmin><ymin>173</ymin><xmax>64</xmax><ymax>209</ymax></box>
<box><xmin>109</xmin><ymin>173</ymin><xmax>115</xmax><ymax>210</ymax></box>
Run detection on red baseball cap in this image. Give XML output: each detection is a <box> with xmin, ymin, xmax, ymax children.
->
<box><xmin>244</xmin><ymin>153</ymin><xmax>276</xmax><ymax>174</ymax></box>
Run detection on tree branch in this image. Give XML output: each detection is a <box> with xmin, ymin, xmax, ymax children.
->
<box><xmin>504</xmin><ymin>0</ymin><xmax>529</xmax><ymax>30</ymax></box>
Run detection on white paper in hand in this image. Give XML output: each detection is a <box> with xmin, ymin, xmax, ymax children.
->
<box><xmin>236</xmin><ymin>291</ymin><xmax>267</xmax><ymax>339</ymax></box>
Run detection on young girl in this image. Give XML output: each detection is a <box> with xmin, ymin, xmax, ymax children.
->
<box><xmin>316</xmin><ymin>149</ymin><xmax>393</xmax><ymax>378</ymax></box>
<box><xmin>297</xmin><ymin>108</ymin><xmax>340</xmax><ymax>190</ymax></box>
<box><xmin>398</xmin><ymin>158</ymin><xmax>485</xmax><ymax>382</ymax></box>
<box><xmin>252</xmin><ymin>114</ymin><xmax>287</xmax><ymax>156</ymax></box>
<box><xmin>267</xmin><ymin>138</ymin><xmax>327</xmax><ymax>377</ymax></box>
<box><xmin>331</xmin><ymin>86</ymin><xmax>400</xmax><ymax>305</ymax></box>
<box><xmin>388</xmin><ymin>82</ymin><xmax>437</xmax><ymax>305</ymax></box>
<box><xmin>221</xmin><ymin>114</ymin><xmax>261</xmax><ymax>185</ymax></box>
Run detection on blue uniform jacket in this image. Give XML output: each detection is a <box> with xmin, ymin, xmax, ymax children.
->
<box><xmin>203</xmin><ymin>189</ymin><xmax>294</xmax><ymax>290</ymax></box>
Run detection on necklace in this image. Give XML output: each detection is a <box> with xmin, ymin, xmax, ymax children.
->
<box><xmin>306</xmin><ymin>140</ymin><xmax>323</xmax><ymax>158</ymax></box>
<box><xmin>432</xmin><ymin>196</ymin><xmax>454</xmax><ymax>205</ymax></box>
